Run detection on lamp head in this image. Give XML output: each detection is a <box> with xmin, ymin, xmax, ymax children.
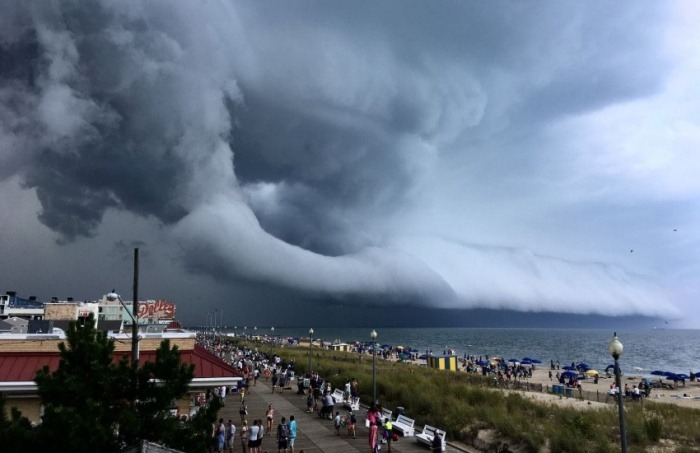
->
<box><xmin>371</xmin><ymin>329</ymin><xmax>377</xmax><ymax>340</ymax></box>
<box><xmin>106</xmin><ymin>291</ymin><xmax>119</xmax><ymax>301</ymax></box>
<box><xmin>271</xmin><ymin>326</ymin><xmax>275</xmax><ymax>332</ymax></box>
<box><xmin>608</xmin><ymin>332</ymin><xmax>623</xmax><ymax>359</ymax></box>
<box><xmin>309</xmin><ymin>328</ymin><xmax>314</xmax><ymax>335</ymax></box>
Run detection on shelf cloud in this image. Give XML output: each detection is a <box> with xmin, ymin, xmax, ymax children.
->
<box><xmin>1</xmin><ymin>1</ymin><xmax>697</xmax><ymax>323</ymax></box>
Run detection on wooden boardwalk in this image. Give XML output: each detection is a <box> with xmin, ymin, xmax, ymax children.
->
<box><xmin>217</xmin><ymin>377</ymin><xmax>448</xmax><ymax>453</ymax></box>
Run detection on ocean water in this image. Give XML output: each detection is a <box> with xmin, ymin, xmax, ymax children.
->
<box><xmin>222</xmin><ymin>327</ymin><xmax>700</xmax><ymax>377</ymax></box>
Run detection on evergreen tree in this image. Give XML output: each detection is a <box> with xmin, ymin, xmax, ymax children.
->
<box><xmin>0</xmin><ymin>394</ymin><xmax>34</xmax><ymax>451</ymax></box>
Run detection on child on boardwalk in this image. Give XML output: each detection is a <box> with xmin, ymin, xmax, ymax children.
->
<box><xmin>334</xmin><ymin>411</ymin><xmax>342</xmax><ymax>436</ymax></box>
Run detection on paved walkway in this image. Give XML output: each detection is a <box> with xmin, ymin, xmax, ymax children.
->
<box><xmin>218</xmin><ymin>377</ymin><xmax>444</xmax><ymax>453</ymax></box>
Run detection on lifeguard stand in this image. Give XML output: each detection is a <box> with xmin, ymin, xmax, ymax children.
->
<box><xmin>428</xmin><ymin>355</ymin><xmax>458</xmax><ymax>371</ymax></box>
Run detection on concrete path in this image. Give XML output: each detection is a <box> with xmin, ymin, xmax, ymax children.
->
<box><xmin>218</xmin><ymin>377</ymin><xmax>442</xmax><ymax>453</ymax></box>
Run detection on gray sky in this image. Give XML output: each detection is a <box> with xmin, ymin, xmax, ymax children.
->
<box><xmin>1</xmin><ymin>1</ymin><xmax>698</xmax><ymax>327</ymax></box>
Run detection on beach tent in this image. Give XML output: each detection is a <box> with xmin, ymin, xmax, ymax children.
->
<box><xmin>522</xmin><ymin>358</ymin><xmax>542</xmax><ymax>364</ymax></box>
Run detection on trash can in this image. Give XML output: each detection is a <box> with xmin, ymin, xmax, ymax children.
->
<box><xmin>552</xmin><ymin>384</ymin><xmax>563</xmax><ymax>394</ymax></box>
<box><xmin>396</xmin><ymin>406</ymin><xmax>405</xmax><ymax>417</ymax></box>
<box><xmin>564</xmin><ymin>388</ymin><xmax>573</xmax><ymax>398</ymax></box>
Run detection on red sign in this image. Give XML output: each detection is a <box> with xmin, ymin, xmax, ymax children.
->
<box><xmin>137</xmin><ymin>299</ymin><xmax>175</xmax><ymax>319</ymax></box>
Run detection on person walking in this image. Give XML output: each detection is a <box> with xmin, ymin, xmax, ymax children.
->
<box><xmin>383</xmin><ymin>417</ymin><xmax>393</xmax><ymax>452</ymax></box>
<box><xmin>266</xmin><ymin>404</ymin><xmax>275</xmax><ymax>436</ymax></box>
<box><xmin>216</xmin><ymin>418</ymin><xmax>226</xmax><ymax>453</ymax></box>
<box><xmin>369</xmin><ymin>419</ymin><xmax>379</xmax><ymax>453</ymax></box>
<box><xmin>271</xmin><ymin>371</ymin><xmax>279</xmax><ymax>393</ymax></box>
<box><xmin>240</xmin><ymin>420</ymin><xmax>249</xmax><ymax>453</ymax></box>
<box><xmin>431</xmin><ymin>431</ymin><xmax>444</xmax><ymax>452</ymax></box>
<box><xmin>346</xmin><ymin>411</ymin><xmax>357</xmax><ymax>439</ymax></box>
<box><xmin>288</xmin><ymin>415</ymin><xmax>297</xmax><ymax>453</ymax></box>
<box><xmin>225</xmin><ymin>419</ymin><xmax>236</xmax><ymax>453</ymax></box>
<box><xmin>276</xmin><ymin>416</ymin><xmax>289</xmax><ymax>453</ymax></box>
<box><xmin>247</xmin><ymin>419</ymin><xmax>260</xmax><ymax>453</ymax></box>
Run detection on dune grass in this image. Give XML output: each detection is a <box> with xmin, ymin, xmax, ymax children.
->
<box><xmin>234</xmin><ymin>339</ymin><xmax>700</xmax><ymax>452</ymax></box>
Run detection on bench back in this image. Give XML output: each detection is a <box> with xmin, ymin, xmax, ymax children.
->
<box><xmin>421</xmin><ymin>425</ymin><xmax>445</xmax><ymax>440</ymax></box>
<box><xmin>395</xmin><ymin>414</ymin><xmax>415</xmax><ymax>428</ymax></box>
<box><xmin>332</xmin><ymin>389</ymin><xmax>344</xmax><ymax>401</ymax></box>
<box><xmin>421</xmin><ymin>425</ymin><xmax>437</xmax><ymax>436</ymax></box>
<box><xmin>381</xmin><ymin>408</ymin><xmax>393</xmax><ymax>421</ymax></box>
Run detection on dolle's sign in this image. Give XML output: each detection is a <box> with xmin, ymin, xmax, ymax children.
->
<box><xmin>137</xmin><ymin>299</ymin><xmax>175</xmax><ymax>319</ymax></box>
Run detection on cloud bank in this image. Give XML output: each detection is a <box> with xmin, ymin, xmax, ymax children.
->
<box><xmin>1</xmin><ymin>1</ymin><xmax>696</xmax><ymax>320</ymax></box>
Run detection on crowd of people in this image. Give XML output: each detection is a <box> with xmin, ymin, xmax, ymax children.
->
<box><xmin>196</xmin><ymin>333</ymin><xmax>449</xmax><ymax>453</ymax></box>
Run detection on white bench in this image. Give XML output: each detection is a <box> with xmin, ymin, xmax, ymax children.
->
<box><xmin>331</xmin><ymin>389</ymin><xmax>345</xmax><ymax>405</ymax></box>
<box><xmin>344</xmin><ymin>396</ymin><xmax>360</xmax><ymax>411</ymax></box>
<box><xmin>416</xmin><ymin>425</ymin><xmax>446</xmax><ymax>452</ymax></box>
<box><xmin>381</xmin><ymin>408</ymin><xmax>393</xmax><ymax>422</ymax></box>
<box><xmin>392</xmin><ymin>414</ymin><xmax>416</xmax><ymax>437</ymax></box>
<box><xmin>365</xmin><ymin>408</ymin><xmax>393</xmax><ymax>428</ymax></box>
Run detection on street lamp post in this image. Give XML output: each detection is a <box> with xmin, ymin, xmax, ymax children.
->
<box><xmin>270</xmin><ymin>326</ymin><xmax>275</xmax><ymax>358</ymax></box>
<box><xmin>207</xmin><ymin>312</ymin><xmax>211</xmax><ymax>340</ymax></box>
<box><xmin>609</xmin><ymin>332</ymin><xmax>628</xmax><ymax>453</ymax></box>
<box><xmin>214</xmin><ymin>308</ymin><xmax>219</xmax><ymax>343</ymax></box>
<box><xmin>107</xmin><ymin>291</ymin><xmax>139</xmax><ymax>365</ymax></box>
<box><xmin>308</xmin><ymin>328</ymin><xmax>314</xmax><ymax>372</ymax></box>
<box><xmin>371</xmin><ymin>329</ymin><xmax>378</xmax><ymax>404</ymax></box>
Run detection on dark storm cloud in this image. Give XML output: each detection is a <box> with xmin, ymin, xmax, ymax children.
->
<box><xmin>0</xmin><ymin>1</ymin><xmax>688</xmax><ymax>319</ymax></box>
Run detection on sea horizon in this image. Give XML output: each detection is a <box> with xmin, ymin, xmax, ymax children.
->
<box><xmin>197</xmin><ymin>326</ymin><xmax>700</xmax><ymax>379</ymax></box>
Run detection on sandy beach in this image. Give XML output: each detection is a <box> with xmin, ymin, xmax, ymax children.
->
<box><xmin>394</xmin><ymin>355</ymin><xmax>700</xmax><ymax>410</ymax></box>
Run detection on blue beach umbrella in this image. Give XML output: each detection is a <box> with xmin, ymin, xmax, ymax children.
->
<box><xmin>562</xmin><ymin>365</ymin><xmax>576</xmax><ymax>371</ymax></box>
<box><xmin>577</xmin><ymin>363</ymin><xmax>590</xmax><ymax>371</ymax></box>
<box><xmin>521</xmin><ymin>360</ymin><xmax>533</xmax><ymax>365</ymax></box>
<box><xmin>419</xmin><ymin>354</ymin><xmax>428</xmax><ymax>360</ymax></box>
<box><xmin>605</xmin><ymin>364</ymin><xmax>615</xmax><ymax>371</ymax></box>
<box><xmin>477</xmin><ymin>360</ymin><xmax>490</xmax><ymax>367</ymax></box>
<box><xmin>650</xmin><ymin>370</ymin><xmax>666</xmax><ymax>376</ymax></box>
<box><xmin>674</xmin><ymin>374</ymin><xmax>690</xmax><ymax>380</ymax></box>
<box><xmin>530</xmin><ymin>359</ymin><xmax>542</xmax><ymax>364</ymax></box>
<box><xmin>508</xmin><ymin>358</ymin><xmax>519</xmax><ymax>363</ymax></box>
<box><xmin>560</xmin><ymin>371</ymin><xmax>579</xmax><ymax>379</ymax></box>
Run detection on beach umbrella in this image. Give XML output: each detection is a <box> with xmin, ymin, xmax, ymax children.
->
<box><xmin>577</xmin><ymin>363</ymin><xmax>590</xmax><ymax>371</ymax></box>
<box><xmin>650</xmin><ymin>370</ymin><xmax>666</xmax><ymax>376</ymax></box>
<box><xmin>508</xmin><ymin>358</ymin><xmax>519</xmax><ymax>363</ymax></box>
<box><xmin>695</xmin><ymin>372</ymin><xmax>700</xmax><ymax>379</ymax></box>
<box><xmin>584</xmin><ymin>369</ymin><xmax>599</xmax><ymax>377</ymax></box>
<box><xmin>477</xmin><ymin>360</ymin><xmax>490</xmax><ymax>367</ymax></box>
<box><xmin>560</xmin><ymin>370</ymin><xmax>578</xmax><ymax>378</ymax></box>
<box><xmin>605</xmin><ymin>364</ymin><xmax>615</xmax><ymax>371</ymax></box>
<box><xmin>418</xmin><ymin>354</ymin><xmax>428</xmax><ymax>360</ymax></box>
<box><xmin>674</xmin><ymin>374</ymin><xmax>690</xmax><ymax>380</ymax></box>
<box><xmin>521</xmin><ymin>360</ymin><xmax>533</xmax><ymax>365</ymax></box>
<box><xmin>562</xmin><ymin>365</ymin><xmax>576</xmax><ymax>371</ymax></box>
<box><xmin>530</xmin><ymin>359</ymin><xmax>542</xmax><ymax>364</ymax></box>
